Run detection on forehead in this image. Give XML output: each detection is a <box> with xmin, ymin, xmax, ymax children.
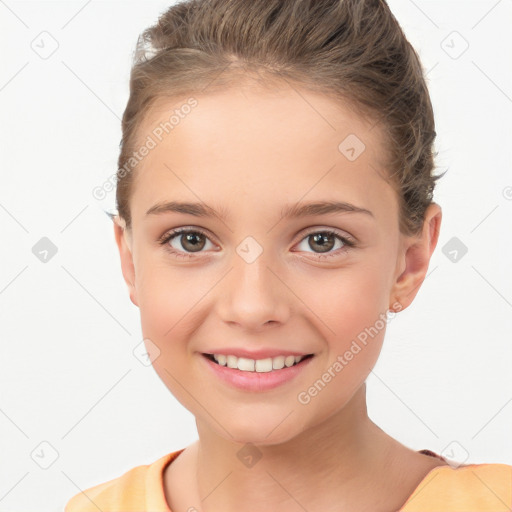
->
<box><xmin>130</xmin><ymin>85</ymin><xmax>397</xmax><ymax>226</ymax></box>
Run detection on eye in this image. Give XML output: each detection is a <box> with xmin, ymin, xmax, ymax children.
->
<box><xmin>157</xmin><ymin>228</ymin><xmax>215</xmax><ymax>259</ymax></box>
<box><xmin>157</xmin><ymin>227</ymin><xmax>356</xmax><ymax>260</ymax></box>
<box><xmin>294</xmin><ymin>229</ymin><xmax>356</xmax><ymax>258</ymax></box>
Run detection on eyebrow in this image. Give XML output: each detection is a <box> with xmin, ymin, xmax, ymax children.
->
<box><xmin>145</xmin><ymin>200</ymin><xmax>374</xmax><ymax>221</ymax></box>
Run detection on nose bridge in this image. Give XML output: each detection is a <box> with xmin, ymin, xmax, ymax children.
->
<box><xmin>216</xmin><ymin>238</ymin><xmax>290</xmax><ymax>328</ymax></box>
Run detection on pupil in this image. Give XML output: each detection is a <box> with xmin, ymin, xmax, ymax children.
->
<box><xmin>311</xmin><ymin>233</ymin><xmax>334</xmax><ymax>253</ymax></box>
<box><xmin>183</xmin><ymin>233</ymin><xmax>205</xmax><ymax>252</ymax></box>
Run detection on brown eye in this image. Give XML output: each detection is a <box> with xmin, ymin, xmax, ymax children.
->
<box><xmin>158</xmin><ymin>228</ymin><xmax>215</xmax><ymax>257</ymax></box>
<box><xmin>178</xmin><ymin>231</ymin><xmax>207</xmax><ymax>252</ymax></box>
<box><xmin>295</xmin><ymin>229</ymin><xmax>356</xmax><ymax>258</ymax></box>
<box><xmin>308</xmin><ymin>232</ymin><xmax>336</xmax><ymax>253</ymax></box>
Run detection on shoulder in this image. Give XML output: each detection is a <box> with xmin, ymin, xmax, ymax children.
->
<box><xmin>64</xmin><ymin>450</ymin><xmax>184</xmax><ymax>512</ymax></box>
<box><xmin>400</xmin><ymin>462</ymin><xmax>512</xmax><ymax>511</ymax></box>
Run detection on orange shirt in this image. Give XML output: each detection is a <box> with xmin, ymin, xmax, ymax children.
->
<box><xmin>65</xmin><ymin>449</ymin><xmax>512</xmax><ymax>511</ymax></box>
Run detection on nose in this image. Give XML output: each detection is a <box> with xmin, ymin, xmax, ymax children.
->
<box><xmin>216</xmin><ymin>249</ymin><xmax>291</xmax><ymax>331</ymax></box>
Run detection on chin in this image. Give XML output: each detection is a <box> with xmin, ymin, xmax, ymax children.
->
<box><xmin>219</xmin><ymin>417</ymin><xmax>302</xmax><ymax>447</ymax></box>
<box><xmin>232</xmin><ymin>432</ymin><xmax>295</xmax><ymax>449</ymax></box>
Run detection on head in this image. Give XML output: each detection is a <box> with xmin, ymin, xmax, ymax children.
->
<box><xmin>112</xmin><ymin>0</ymin><xmax>444</xmax><ymax>445</ymax></box>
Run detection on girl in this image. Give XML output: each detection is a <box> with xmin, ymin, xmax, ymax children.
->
<box><xmin>65</xmin><ymin>0</ymin><xmax>511</xmax><ymax>510</ymax></box>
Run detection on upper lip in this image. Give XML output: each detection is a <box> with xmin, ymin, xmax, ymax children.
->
<box><xmin>202</xmin><ymin>348</ymin><xmax>313</xmax><ymax>359</ymax></box>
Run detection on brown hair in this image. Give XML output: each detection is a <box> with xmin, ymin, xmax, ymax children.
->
<box><xmin>114</xmin><ymin>0</ymin><xmax>445</xmax><ymax>236</ymax></box>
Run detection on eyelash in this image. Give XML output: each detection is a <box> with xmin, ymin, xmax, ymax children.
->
<box><xmin>157</xmin><ymin>227</ymin><xmax>356</xmax><ymax>260</ymax></box>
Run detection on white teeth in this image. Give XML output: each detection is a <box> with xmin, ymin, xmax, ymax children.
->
<box><xmin>237</xmin><ymin>357</ymin><xmax>255</xmax><ymax>371</ymax></box>
<box><xmin>226</xmin><ymin>355</ymin><xmax>237</xmax><ymax>369</ymax></box>
<box><xmin>212</xmin><ymin>353</ymin><xmax>308</xmax><ymax>372</ymax></box>
<box><xmin>255</xmin><ymin>358</ymin><xmax>273</xmax><ymax>372</ymax></box>
<box><xmin>284</xmin><ymin>355</ymin><xmax>295</xmax><ymax>367</ymax></box>
<box><xmin>272</xmin><ymin>355</ymin><xmax>285</xmax><ymax>370</ymax></box>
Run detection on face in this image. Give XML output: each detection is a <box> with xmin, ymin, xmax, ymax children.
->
<box><xmin>114</xmin><ymin>83</ymin><xmax>441</xmax><ymax>445</ymax></box>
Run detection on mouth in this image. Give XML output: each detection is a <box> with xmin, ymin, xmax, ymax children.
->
<box><xmin>202</xmin><ymin>352</ymin><xmax>314</xmax><ymax>372</ymax></box>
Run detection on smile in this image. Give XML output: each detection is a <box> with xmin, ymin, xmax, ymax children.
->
<box><xmin>201</xmin><ymin>352</ymin><xmax>315</xmax><ymax>392</ymax></box>
<box><xmin>203</xmin><ymin>353</ymin><xmax>314</xmax><ymax>372</ymax></box>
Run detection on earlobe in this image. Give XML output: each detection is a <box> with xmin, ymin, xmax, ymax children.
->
<box><xmin>390</xmin><ymin>203</ymin><xmax>442</xmax><ymax>311</ymax></box>
<box><xmin>113</xmin><ymin>216</ymin><xmax>139</xmax><ymax>307</ymax></box>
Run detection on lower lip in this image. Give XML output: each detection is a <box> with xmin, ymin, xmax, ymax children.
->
<box><xmin>202</xmin><ymin>354</ymin><xmax>314</xmax><ymax>392</ymax></box>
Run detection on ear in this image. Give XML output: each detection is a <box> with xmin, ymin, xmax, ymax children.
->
<box><xmin>389</xmin><ymin>203</ymin><xmax>442</xmax><ymax>312</ymax></box>
<box><xmin>113</xmin><ymin>215</ymin><xmax>139</xmax><ymax>307</ymax></box>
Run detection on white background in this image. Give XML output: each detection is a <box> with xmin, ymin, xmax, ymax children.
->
<box><xmin>0</xmin><ymin>1</ymin><xmax>511</xmax><ymax>510</ymax></box>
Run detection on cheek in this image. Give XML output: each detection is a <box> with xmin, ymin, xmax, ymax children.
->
<box><xmin>301</xmin><ymin>261</ymin><xmax>390</xmax><ymax>343</ymax></box>
<box><xmin>298</xmin><ymin>262</ymin><xmax>390</xmax><ymax>405</ymax></box>
<box><xmin>136</xmin><ymin>264</ymin><xmax>207</xmax><ymax>411</ymax></box>
<box><xmin>137</xmin><ymin>274</ymin><xmax>176</xmax><ymax>341</ymax></box>
<box><xmin>135</xmin><ymin>257</ymin><xmax>208</xmax><ymax>338</ymax></box>
<box><xmin>298</xmin><ymin>269</ymin><xmax>389</xmax><ymax>421</ymax></box>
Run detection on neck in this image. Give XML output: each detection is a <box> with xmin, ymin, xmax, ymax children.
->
<box><xmin>189</xmin><ymin>384</ymin><xmax>411</xmax><ymax>512</ymax></box>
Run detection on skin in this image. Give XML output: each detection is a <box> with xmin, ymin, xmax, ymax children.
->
<box><xmin>113</xmin><ymin>82</ymin><xmax>445</xmax><ymax>512</ymax></box>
